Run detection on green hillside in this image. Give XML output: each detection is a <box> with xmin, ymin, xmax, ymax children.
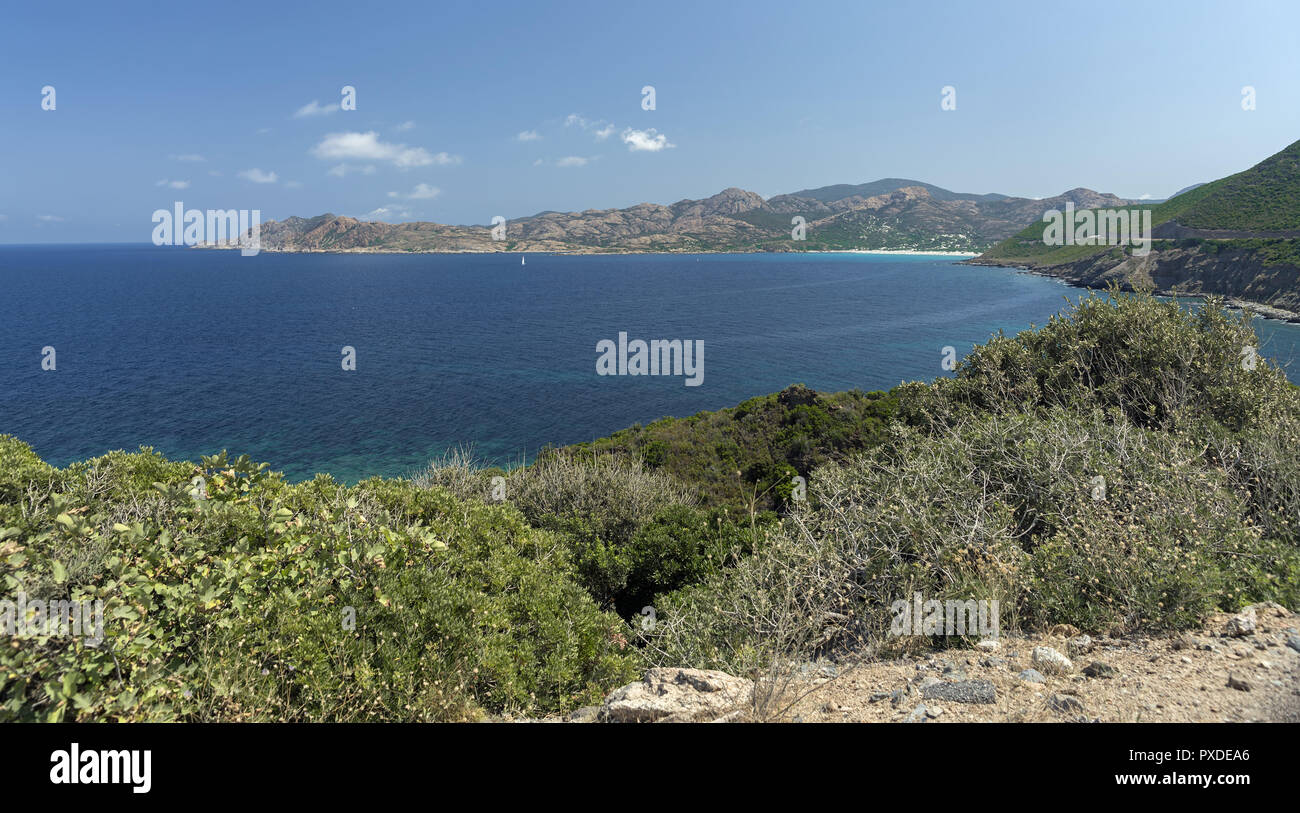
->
<box><xmin>1159</xmin><ymin>139</ymin><xmax>1300</xmax><ymax>230</ymax></box>
<box><xmin>980</xmin><ymin>138</ymin><xmax>1300</xmax><ymax>266</ymax></box>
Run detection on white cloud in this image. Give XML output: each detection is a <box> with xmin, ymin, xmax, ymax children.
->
<box><xmin>388</xmin><ymin>183</ymin><xmax>441</xmax><ymax>200</ymax></box>
<box><xmin>170</xmin><ymin>153</ymin><xmax>205</xmax><ymax>162</ymax></box>
<box><xmin>567</xmin><ymin>114</ymin><xmax>619</xmax><ymax>142</ymax></box>
<box><xmin>395</xmin><ymin>121</ymin><xmax>416</xmax><ymax>132</ymax></box>
<box><xmin>238</xmin><ymin>168</ymin><xmax>279</xmax><ymax>184</ymax></box>
<box><xmin>359</xmin><ymin>206</ymin><xmax>411</xmax><ymax>222</ymax></box>
<box><xmin>37</xmin><ymin>215</ymin><xmax>64</xmax><ymax>222</ymax></box>
<box><xmin>327</xmin><ymin>163</ymin><xmax>377</xmax><ymax>177</ymax></box>
<box><xmin>534</xmin><ymin>156</ymin><xmax>596</xmax><ymax>167</ymax></box>
<box><xmin>310</xmin><ymin>131</ymin><xmax>459</xmax><ymax>169</ymax></box>
<box><xmin>622</xmin><ymin>127</ymin><xmax>674</xmax><ymax>152</ymax></box>
<box><xmin>294</xmin><ymin>100</ymin><xmax>340</xmax><ymax>118</ymax></box>
<box><xmin>1138</xmin><ymin>193</ymin><xmax>1155</xmax><ymax>200</ymax></box>
<box><xmin>516</xmin><ymin>129</ymin><xmax>541</xmax><ymax>142</ymax></box>
<box><xmin>155</xmin><ymin>179</ymin><xmax>191</xmax><ymax>189</ymax></box>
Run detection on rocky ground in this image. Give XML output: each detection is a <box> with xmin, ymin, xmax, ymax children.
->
<box><xmin>568</xmin><ymin>602</ymin><xmax>1300</xmax><ymax>723</ymax></box>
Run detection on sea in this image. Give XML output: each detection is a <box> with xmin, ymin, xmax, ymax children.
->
<box><xmin>2</xmin><ymin>245</ymin><xmax>1297</xmax><ymax>482</ymax></box>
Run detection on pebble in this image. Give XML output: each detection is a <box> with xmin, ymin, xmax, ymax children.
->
<box><xmin>1032</xmin><ymin>646</ymin><xmax>1073</xmax><ymax>675</ymax></box>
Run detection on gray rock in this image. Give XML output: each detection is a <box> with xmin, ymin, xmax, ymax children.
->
<box><xmin>904</xmin><ymin>704</ymin><xmax>930</xmax><ymax>723</ymax></box>
<box><xmin>1227</xmin><ymin>674</ymin><xmax>1252</xmax><ymax>692</ymax></box>
<box><xmin>917</xmin><ymin>676</ymin><xmax>943</xmax><ymax>690</ymax></box>
<box><xmin>1225</xmin><ymin>610</ymin><xmax>1257</xmax><ymax>637</ymax></box>
<box><xmin>1082</xmin><ymin>661</ymin><xmax>1117</xmax><ymax>679</ymax></box>
<box><xmin>1286</xmin><ymin>632</ymin><xmax>1300</xmax><ymax>654</ymax></box>
<box><xmin>980</xmin><ymin>656</ymin><xmax>1007</xmax><ymax>668</ymax></box>
<box><xmin>869</xmin><ymin>691</ymin><xmax>892</xmax><ymax>703</ymax></box>
<box><xmin>1048</xmin><ymin>693</ymin><xmax>1085</xmax><ymax>713</ymax></box>
<box><xmin>1067</xmin><ymin>635</ymin><xmax>1093</xmax><ymax>657</ymax></box>
<box><xmin>1032</xmin><ymin>646</ymin><xmax>1074</xmax><ymax>675</ymax></box>
<box><xmin>1018</xmin><ymin>669</ymin><xmax>1047</xmax><ymax>683</ymax></box>
<box><xmin>565</xmin><ymin>705</ymin><xmax>601</xmax><ymax>723</ymax></box>
<box><xmin>599</xmin><ymin>668</ymin><xmax>753</xmax><ymax>723</ymax></box>
<box><xmin>922</xmin><ymin>679</ymin><xmax>997</xmax><ymax>704</ymax></box>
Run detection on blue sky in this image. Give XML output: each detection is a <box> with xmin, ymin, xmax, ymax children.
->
<box><xmin>2</xmin><ymin>0</ymin><xmax>1299</xmax><ymax>242</ymax></box>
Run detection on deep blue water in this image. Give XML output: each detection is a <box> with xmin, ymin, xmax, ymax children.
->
<box><xmin>2</xmin><ymin>245</ymin><xmax>1298</xmax><ymax>483</ymax></box>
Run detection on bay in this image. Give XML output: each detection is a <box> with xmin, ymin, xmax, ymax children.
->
<box><xmin>2</xmin><ymin>245</ymin><xmax>1296</xmax><ymax>482</ymax></box>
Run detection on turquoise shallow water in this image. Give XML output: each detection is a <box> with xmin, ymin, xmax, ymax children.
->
<box><xmin>2</xmin><ymin>246</ymin><xmax>1297</xmax><ymax>482</ymax></box>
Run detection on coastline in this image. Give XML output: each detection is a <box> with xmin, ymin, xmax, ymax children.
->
<box><xmin>194</xmin><ymin>244</ymin><xmax>983</xmax><ymax>258</ymax></box>
<box><xmin>806</xmin><ymin>249</ymin><xmax>979</xmax><ymax>257</ymax></box>
<box><xmin>964</xmin><ymin>258</ymin><xmax>1300</xmax><ymax>324</ymax></box>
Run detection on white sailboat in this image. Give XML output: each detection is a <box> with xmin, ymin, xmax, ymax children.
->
<box><xmin>521</xmin><ymin>255</ymin><xmax>526</xmax><ymax>266</ymax></box>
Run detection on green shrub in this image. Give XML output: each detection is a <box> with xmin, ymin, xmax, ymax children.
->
<box><xmin>0</xmin><ymin>435</ymin><xmax>60</xmax><ymax>503</ymax></box>
<box><xmin>644</xmin><ymin>407</ymin><xmax>1300</xmax><ymax>674</ymax></box>
<box><xmin>0</xmin><ymin>445</ymin><xmax>638</xmax><ymax>722</ymax></box>
<box><xmin>899</xmin><ymin>288</ymin><xmax>1288</xmax><ymax>433</ymax></box>
<box><xmin>570</xmin><ymin>386</ymin><xmax>898</xmax><ymax>514</ymax></box>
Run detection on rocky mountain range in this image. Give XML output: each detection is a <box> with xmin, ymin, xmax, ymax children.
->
<box><xmin>236</xmin><ymin>180</ymin><xmax>1136</xmax><ymax>255</ymax></box>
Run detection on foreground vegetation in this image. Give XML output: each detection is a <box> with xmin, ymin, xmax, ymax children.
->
<box><xmin>4</xmin><ymin>290</ymin><xmax>1299</xmax><ymax>721</ymax></box>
